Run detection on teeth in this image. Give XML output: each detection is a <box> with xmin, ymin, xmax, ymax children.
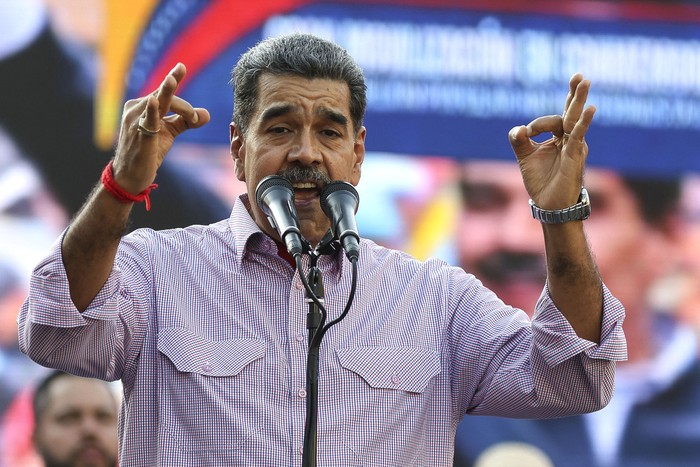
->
<box><xmin>292</xmin><ymin>182</ymin><xmax>316</xmax><ymax>189</ymax></box>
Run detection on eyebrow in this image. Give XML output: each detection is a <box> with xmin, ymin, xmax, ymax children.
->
<box><xmin>316</xmin><ymin>107</ymin><xmax>348</xmax><ymax>127</ymax></box>
<box><xmin>260</xmin><ymin>104</ymin><xmax>295</xmax><ymax>123</ymax></box>
<box><xmin>259</xmin><ymin>104</ymin><xmax>349</xmax><ymax>128</ymax></box>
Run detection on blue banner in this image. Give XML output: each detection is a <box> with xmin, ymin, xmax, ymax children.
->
<box><xmin>129</xmin><ymin>1</ymin><xmax>700</xmax><ymax>176</ymax></box>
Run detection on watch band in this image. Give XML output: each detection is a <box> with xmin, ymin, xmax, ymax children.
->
<box><xmin>529</xmin><ymin>187</ymin><xmax>591</xmax><ymax>223</ymax></box>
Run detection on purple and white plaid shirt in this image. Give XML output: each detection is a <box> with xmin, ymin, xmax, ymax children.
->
<box><xmin>19</xmin><ymin>194</ymin><xmax>626</xmax><ymax>466</ymax></box>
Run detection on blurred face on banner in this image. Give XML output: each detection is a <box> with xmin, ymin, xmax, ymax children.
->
<box><xmin>33</xmin><ymin>375</ymin><xmax>118</xmax><ymax>467</ymax></box>
<box><xmin>457</xmin><ymin>161</ymin><xmax>675</xmax><ymax>315</ymax></box>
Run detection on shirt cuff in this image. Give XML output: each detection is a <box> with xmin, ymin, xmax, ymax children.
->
<box><xmin>25</xmin><ymin>230</ymin><xmax>123</xmax><ymax>327</ymax></box>
<box><xmin>532</xmin><ymin>283</ymin><xmax>627</xmax><ymax>367</ymax></box>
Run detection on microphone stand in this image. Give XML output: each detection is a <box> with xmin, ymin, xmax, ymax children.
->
<box><xmin>299</xmin><ymin>234</ymin><xmax>356</xmax><ymax>467</ymax></box>
<box><xmin>302</xmin><ymin>257</ymin><xmax>323</xmax><ymax>467</ymax></box>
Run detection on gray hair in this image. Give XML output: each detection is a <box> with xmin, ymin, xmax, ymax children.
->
<box><xmin>230</xmin><ymin>33</ymin><xmax>367</xmax><ymax>137</ymax></box>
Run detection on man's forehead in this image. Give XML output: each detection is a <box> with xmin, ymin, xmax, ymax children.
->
<box><xmin>461</xmin><ymin>161</ymin><xmax>521</xmax><ymax>183</ymax></box>
<box><xmin>46</xmin><ymin>377</ymin><xmax>114</xmax><ymax>407</ymax></box>
<box><xmin>256</xmin><ymin>75</ymin><xmax>350</xmax><ymax>108</ymax></box>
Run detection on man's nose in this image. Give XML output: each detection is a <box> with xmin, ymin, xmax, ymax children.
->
<box><xmin>287</xmin><ymin>130</ymin><xmax>322</xmax><ymax>165</ymax></box>
<box><xmin>78</xmin><ymin>415</ymin><xmax>102</xmax><ymax>436</ymax></box>
<box><xmin>497</xmin><ymin>201</ymin><xmax>543</xmax><ymax>250</ymax></box>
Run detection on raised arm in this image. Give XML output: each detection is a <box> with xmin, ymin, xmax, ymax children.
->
<box><xmin>63</xmin><ymin>63</ymin><xmax>210</xmax><ymax>311</ymax></box>
<box><xmin>508</xmin><ymin>73</ymin><xmax>602</xmax><ymax>342</ymax></box>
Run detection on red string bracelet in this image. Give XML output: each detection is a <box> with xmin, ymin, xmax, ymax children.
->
<box><xmin>101</xmin><ymin>161</ymin><xmax>158</xmax><ymax>211</ymax></box>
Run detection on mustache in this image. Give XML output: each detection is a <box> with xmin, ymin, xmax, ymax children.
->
<box><xmin>472</xmin><ymin>251</ymin><xmax>546</xmax><ymax>284</ymax></box>
<box><xmin>277</xmin><ymin>166</ymin><xmax>331</xmax><ymax>186</ymax></box>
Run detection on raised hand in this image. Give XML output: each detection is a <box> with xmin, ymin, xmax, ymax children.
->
<box><xmin>508</xmin><ymin>73</ymin><xmax>596</xmax><ymax>210</ymax></box>
<box><xmin>112</xmin><ymin>63</ymin><xmax>210</xmax><ymax>195</ymax></box>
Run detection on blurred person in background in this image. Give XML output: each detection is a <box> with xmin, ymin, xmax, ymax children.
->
<box><xmin>0</xmin><ymin>0</ymin><xmax>229</xmax><ymax>455</ymax></box>
<box><xmin>32</xmin><ymin>370</ymin><xmax>119</xmax><ymax>467</ymax></box>
<box><xmin>673</xmin><ymin>174</ymin><xmax>700</xmax><ymax>344</ymax></box>
<box><xmin>0</xmin><ymin>0</ymin><xmax>228</xmax><ymax>231</ymax></box>
<box><xmin>0</xmin><ymin>125</ymin><xmax>66</xmax><ymax>412</ymax></box>
<box><xmin>0</xmin><ymin>124</ymin><xmax>68</xmax><ymax>466</ymax></box>
<box><xmin>453</xmin><ymin>160</ymin><xmax>700</xmax><ymax>467</ymax></box>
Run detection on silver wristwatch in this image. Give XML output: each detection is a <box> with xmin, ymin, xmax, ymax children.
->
<box><xmin>529</xmin><ymin>188</ymin><xmax>591</xmax><ymax>223</ymax></box>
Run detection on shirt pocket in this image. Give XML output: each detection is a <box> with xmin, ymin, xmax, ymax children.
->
<box><xmin>336</xmin><ymin>346</ymin><xmax>440</xmax><ymax>392</ymax></box>
<box><xmin>333</xmin><ymin>346</ymin><xmax>441</xmax><ymax>465</ymax></box>
<box><xmin>156</xmin><ymin>327</ymin><xmax>268</xmax><ymax>454</ymax></box>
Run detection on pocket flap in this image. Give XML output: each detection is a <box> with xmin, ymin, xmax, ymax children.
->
<box><xmin>336</xmin><ymin>346</ymin><xmax>441</xmax><ymax>393</ymax></box>
<box><xmin>157</xmin><ymin>327</ymin><xmax>266</xmax><ymax>377</ymax></box>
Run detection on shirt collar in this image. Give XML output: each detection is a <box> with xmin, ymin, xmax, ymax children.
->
<box><xmin>227</xmin><ymin>194</ymin><xmax>275</xmax><ymax>271</ymax></box>
<box><xmin>227</xmin><ymin>193</ymin><xmax>346</xmax><ymax>275</ymax></box>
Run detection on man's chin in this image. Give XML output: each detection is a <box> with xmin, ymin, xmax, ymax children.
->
<box><xmin>74</xmin><ymin>446</ymin><xmax>111</xmax><ymax>466</ymax></box>
<box><xmin>297</xmin><ymin>219</ymin><xmax>331</xmax><ymax>247</ymax></box>
<box><xmin>63</xmin><ymin>444</ymin><xmax>116</xmax><ymax>467</ymax></box>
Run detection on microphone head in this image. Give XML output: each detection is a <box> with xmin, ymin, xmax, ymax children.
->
<box><xmin>255</xmin><ymin>175</ymin><xmax>294</xmax><ymax>214</ymax></box>
<box><xmin>320</xmin><ymin>181</ymin><xmax>359</xmax><ymax>216</ymax></box>
<box><xmin>254</xmin><ymin>175</ymin><xmax>307</xmax><ymax>257</ymax></box>
<box><xmin>320</xmin><ymin>181</ymin><xmax>361</xmax><ymax>261</ymax></box>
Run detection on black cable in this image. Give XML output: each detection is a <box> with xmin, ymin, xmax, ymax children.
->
<box><xmin>298</xmin><ymin>252</ymin><xmax>358</xmax><ymax>467</ymax></box>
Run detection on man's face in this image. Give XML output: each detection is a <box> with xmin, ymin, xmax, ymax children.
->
<box><xmin>231</xmin><ymin>74</ymin><xmax>366</xmax><ymax>247</ymax></box>
<box><xmin>458</xmin><ymin>161</ymin><xmax>667</xmax><ymax>313</ymax></box>
<box><xmin>33</xmin><ymin>376</ymin><xmax>118</xmax><ymax>467</ymax></box>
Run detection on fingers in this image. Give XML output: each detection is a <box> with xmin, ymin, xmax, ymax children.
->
<box><xmin>508</xmin><ymin>124</ymin><xmax>536</xmax><ymax>159</ymax></box>
<box><xmin>526</xmin><ymin>115</ymin><xmax>563</xmax><ymax>139</ymax></box>
<box><xmin>138</xmin><ymin>95</ymin><xmax>160</xmax><ymax>135</ymax></box>
<box><xmin>162</xmin><ymin>96</ymin><xmax>210</xmax><ymax>134</ymax></box>
<box><xmin>568</xmin><ymin>105</ymin><xmax>596</xmax><ymax>143</ymax></box>
<box><xmin>563</xmin><ymin>75</ymin><xmax>590</xmax><ymax>135</ymax></box>
<box><xmin>156</xmin><ymin>63</ymin><xmax>186</xmax><ymax>117</ymax></box>
<box><xmin>130</xmin><ymin>63</ymin><xmax>209</xmax><ymax>136</ymax></box>
<box><xmin>123</xmin><ymin>63</ymin><xmax>188</xmax><ymax>132</ymax></box>
<box><xmin>563</xmin><ymin>73</ymin><xmax>584</xmax><ymax>116</ymax></box>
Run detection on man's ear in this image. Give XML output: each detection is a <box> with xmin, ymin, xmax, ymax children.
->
<box><xmin>350</xmin><ymin>126</ymin><xmax>366</xmax><ymax>186</ymax></box>
<box><xmin>230</xmin><ymin>123</ymin><xmax>246</xmax><ymax>181</ymax></box>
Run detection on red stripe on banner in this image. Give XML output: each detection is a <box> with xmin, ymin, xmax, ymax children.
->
<box><xmin>139</xmin><ymin>0</ymin><xmax>312</xmax><ymax>95</ymax></box>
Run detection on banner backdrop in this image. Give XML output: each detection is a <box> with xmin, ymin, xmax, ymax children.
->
<box><xmin>100</xmin><ymin>0</ymin><xmax>700</xmax><ymax>176</ymax></box>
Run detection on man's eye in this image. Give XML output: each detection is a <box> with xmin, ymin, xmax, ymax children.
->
<box><xmin>270</xmin><ymin>127</ymin><xmax>289</xmax><ymax>134</ymax></box>
<box><xmin>586</xmin><ymin>190</ymin><xmax>608</xmax><ymax>213</ymax></box>
<box><xmin>321</xmin><ymin>129</ymin><xmax>340</xmax><ymax>138</ymax></box>
<box><xmin>56</xmin><ymin>413</ymin><xmax>80</xmax><ymax>425</ymax></box>
<box><xmin>96</xmin><ymin>411</ymin><xmax>116</xmax><ymax>424</ymax></box>
<box><xmin>460</xmin><ymin>183</ymin><xmax>509</xmax><ymax>212</ymax></box>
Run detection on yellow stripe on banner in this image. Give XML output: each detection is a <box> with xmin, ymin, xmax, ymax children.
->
<box><xmin>95</xmin><ymin>0</ymin><xmax>159</xmax><ymax>149</ymax></box>
<box><xmin>405</xmin><ymin>188</ymin><xmax>458</xmax><ymax>261</ymax></box>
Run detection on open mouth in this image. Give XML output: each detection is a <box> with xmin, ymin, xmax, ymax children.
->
<box><xmin>292</xmin><ymin>181</ymin><xmax>322</xmax><ymax>203</ymax></box>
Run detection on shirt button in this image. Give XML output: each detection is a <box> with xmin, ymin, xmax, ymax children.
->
<box><xmin>295</xmin><ymin>332</ymin><xmax>305</xmax><ymax>342</ymax></box>
<box><xmin>390</xmin><ymin>374</ymin><xmax>401</xmax><ymax>385</ymax></box>
<box><xmin>298</xmin><ymin>446</ymin><xmax>304</xmax><ymax>455</ymax></box>
<box><xmin>295</xmin><ymin>281</ymin><xmax>304</xmax><ymax>290</ymax></box>
<box><xmin>298</xmin><ymin>388</ymin><xmax>307</xmax><ymax>398</ymax></box>
<box><xmin>201</xmin><ymin>362</ymin><xmax>213</xmax><ymax>373</ymax></box>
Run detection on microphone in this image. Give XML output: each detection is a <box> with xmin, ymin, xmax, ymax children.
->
<box><xmin>255</xmin><ymin>175</ymin><xmax>305</xmax><ymax>257</ymax></box>
<box><xmin>320</xmin><ymin>181</ymin><xmax>360</xmax><ymax>261</ymax></box>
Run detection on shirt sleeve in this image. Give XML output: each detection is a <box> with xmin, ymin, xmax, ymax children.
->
<box><xmin>17</xmin><ymin>229</ymin><xmax>152</xmax><ymax>381</ymax></box>
<box><xmin>450</xmin><ymin>273</ymin><xmax>626</xmax><ymax>420</ymax></box>
<box><xmin>531</xmin><ymin>283</ymin><xmax>627</xmax><ymax>367</ymax></box>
